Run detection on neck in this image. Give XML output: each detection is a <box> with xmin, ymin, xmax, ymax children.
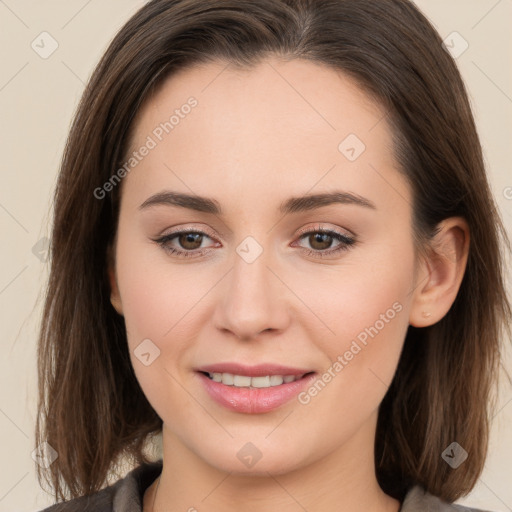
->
<box><xmin>146</xmin><ymin>412</ymin><xmax>400</xmax><ymax>512</ymax></box>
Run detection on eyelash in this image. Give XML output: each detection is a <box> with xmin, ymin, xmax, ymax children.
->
<box><xmin>153</xmin><ymin>226</ymin><xmax>356</xmax><ymax>260</ymax></box>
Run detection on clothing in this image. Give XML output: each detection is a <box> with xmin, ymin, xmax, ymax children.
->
<box><xmin>39</xmin><ymin>460</ymin><xmax>492</xmax><ymax>512</ymax></box>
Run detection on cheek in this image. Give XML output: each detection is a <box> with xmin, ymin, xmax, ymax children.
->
<box><xmin>114</xmin><ymin>229</ymin><xmax>222</xmax><ymax>411</ymax></box>
<box><xmin>297</xmin><ymin>240</ymin><xmax>414</xmax><ymax>416</ymax></box>
<box><xmin>299</xmin><ymin>241</ymin><xmax>413</xmax><ymax>354</ymax></box>
<box><xmin>114</xmin><ymin>226</ymin><xmax>199</xmax><ymax>344</ymax></box>
<box><xmin>114</xmin><ymin>233</ymin><xmax>200</xmax><ymax>414</ymax></box>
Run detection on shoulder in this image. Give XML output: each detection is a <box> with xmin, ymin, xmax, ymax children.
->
<box><xmin>401</xmin><ymin>485</ymin><xmax>494</xmax><ymax>512</ymax></box>
<box><xmin>37</xmin><ymin>460</ymin><xmax>163</xmax><ymax>512</ymax></box>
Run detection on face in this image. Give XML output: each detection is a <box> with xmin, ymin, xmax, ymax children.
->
<box><xmin>109</xmin><ymin>57</ymin><xmax>419</xmax><ymax>476</ymax></box>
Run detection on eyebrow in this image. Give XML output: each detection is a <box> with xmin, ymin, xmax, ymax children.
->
<box><xmin>138</xmin><ymin>190</ymin><xmax>376</xmax><ymax>215</ymax></box>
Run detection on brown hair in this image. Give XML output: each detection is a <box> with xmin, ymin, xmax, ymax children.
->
<box><xmin>36</xmin><ymin>0</ymin><xmax>512</xmax><ymax>504</ymax></box>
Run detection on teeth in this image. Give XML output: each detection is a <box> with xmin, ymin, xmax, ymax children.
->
<box><xmin>208</xmin><ymin>372</ymin><xmax>304</xmax><ymax>388</ymax></box>
<box><xmin>233</xmin><ymin>375</ymin><xmax>251</xmax><ymax>387</ymax></box>
<box><xmin>269</xmin><ymin>375</ymin><xmax>283</xmax><ymax>386</ymax></box>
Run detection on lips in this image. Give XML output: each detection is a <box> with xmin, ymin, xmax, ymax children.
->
<box><xmin>194</xmin><ymin>363</ymin><xmax>317</xmax><ymax>413</ymax></box>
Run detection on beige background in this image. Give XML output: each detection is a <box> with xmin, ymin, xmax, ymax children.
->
<box><xmin>0</xmin><ymin>1</ymin><xmax>511</xmax><ymax>511</ymax></box>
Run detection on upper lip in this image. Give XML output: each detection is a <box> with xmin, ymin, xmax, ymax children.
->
<box><xmin>196</xmin><ymin>363</ymin><xmax>315</xmax><ymax>377</ymax></box>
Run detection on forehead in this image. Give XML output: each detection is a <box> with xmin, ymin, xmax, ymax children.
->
<box><xmin>122</xmin><ymin>57</ymin><xmax>408</xmax><ymax>216</ymax></box>
<box><xmin>132</xmin><ymin>56</ymin><xmax>388</xmax><ymax>147</ymax></box>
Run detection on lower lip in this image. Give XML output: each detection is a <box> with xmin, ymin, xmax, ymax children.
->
<box><xmin>196</xmin><ymin>372</ymin><xmax>317</xmax><ymax>414</ymax></box>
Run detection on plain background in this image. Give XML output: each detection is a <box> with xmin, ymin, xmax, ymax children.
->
<box><xmin>0</xmin><ymin>1</ymin><xmax>511</xmax><ymax>511</ymax></box>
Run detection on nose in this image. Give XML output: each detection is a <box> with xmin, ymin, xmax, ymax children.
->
<box><xmin>212</xmin><ymin>244</ymin><xmax>290</xmax><ymax>341</ymax></box>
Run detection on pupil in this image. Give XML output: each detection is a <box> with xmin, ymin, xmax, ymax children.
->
<box><xmin>181</xmin><ymin>233</ymin><xmax>202</xmax><ymax>249</ymax></box>
<box><xmin>311</xmin><ymin>233</ymin><xmax>331</xmax><ymax>250</ymax></box>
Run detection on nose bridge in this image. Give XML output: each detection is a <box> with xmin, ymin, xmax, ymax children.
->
<box><xmin>214</xmin><ymin>234</ymin><xmax>288</xmax><ymax>339</ymax></box>
<box><xmin>232</xmin><ymin>235</ymin><xmax>271</xmax><ymax>296</ymax></box>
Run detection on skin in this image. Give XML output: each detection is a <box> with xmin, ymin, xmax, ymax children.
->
<box><xmin>108</xmin><ymin>57</ymin><xmax>469</xmax><ymax>512</ymax></box>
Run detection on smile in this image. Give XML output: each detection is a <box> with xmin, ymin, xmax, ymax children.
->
<box><xmin>195</xmin><ymin>365</ymin><xmax>317</xmax><ymax>414</ymax></box>
<box><xmin>205</xmin><ymin>372</ymin><xmax>306</xmax><ymax>388</ymax></box>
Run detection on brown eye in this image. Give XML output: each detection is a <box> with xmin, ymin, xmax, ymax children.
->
<box><xmin>294</xmin><ymin>228</ymin><xmax>356</xmax><ymax>259</ymax></box>
<box><xmin>177</xmin><ymin>232</ymin><xmax>204</xmax><ymax>250</ymax></box>
<box><xmin>307</xmin><ymin>232</ymin><xmax>335</xmax><ymax>251</ymax></box>
<box><xmin>154</xmin><ymin>229</ymin><xmax>217</xmax><ymax>259</ymax></box>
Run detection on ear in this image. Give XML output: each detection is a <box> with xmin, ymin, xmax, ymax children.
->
<box><xmin>107</xmin><ymin>243</ymin><xmax>123</xmax><ymax>316</ymax></box>
<box><xmin>409</xmin><ymin>217</ymin><xmax>470</xmax><ymax>327</ymax></box>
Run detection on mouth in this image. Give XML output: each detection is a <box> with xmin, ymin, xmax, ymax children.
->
<box><xmin>199</xmin><ymin>371</ymin><xmax>314</xmax><ymax>388</ymax></box>
<box><xmin>195</xmin><ymin>364</ymin><xmax>317</xmax><ymax>414</ymax></box>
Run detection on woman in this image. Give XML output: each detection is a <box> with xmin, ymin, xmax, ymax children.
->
<box><xmin>35</xmin><ymin>0</ymin><xmax>511</xmax><ymax>511</ymax></box>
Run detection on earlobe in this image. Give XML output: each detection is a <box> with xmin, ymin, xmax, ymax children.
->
<box><xmin>409</xmin><ymin>217</ymin><xmax>469</xmax><ymax>328</ymax></box>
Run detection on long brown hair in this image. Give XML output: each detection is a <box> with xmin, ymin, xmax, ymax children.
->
<box><xmin>36</xmin><ymin>0</ymin><xmax>512</xmax><ymax>503</ymax></box>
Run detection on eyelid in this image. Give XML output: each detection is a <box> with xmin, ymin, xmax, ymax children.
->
<box><xmin>158</xmin><ymin>222</ymin><xmax>353</xmax><ymax>243</ymax></box>
<box><xmin>159</xmin><ymin>223</ymin><xmax>219</xmax><ymax>239</ymax></box>
<box><xmin>295</xmin><ymin>222</ymin><xmax>355</xmax><ymax>239</ymax></box>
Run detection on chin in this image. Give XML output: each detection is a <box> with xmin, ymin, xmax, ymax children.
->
<box><xmin>189</xmin><ymin>436</ymin><xmax>310</xmax><ymax>477</ymax></box>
